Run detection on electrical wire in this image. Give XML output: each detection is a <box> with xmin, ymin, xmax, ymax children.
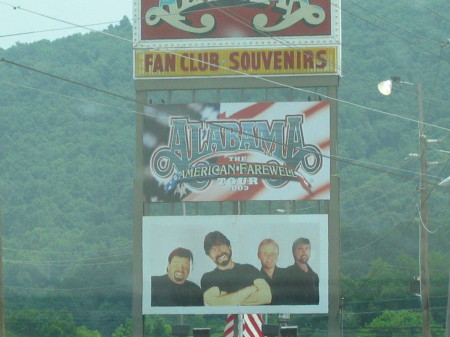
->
<box><xmin>2</xmin><ymin>57</ymin><xmax>450</xmax><ymax>138</ymax></box>
<box><xmin>345</xmin><ymin>215</ymin><xmax>418</xmax><ymax>300</ymax></box>
<box><xmin>0</xmin><ymin>63</ymin><xmax>446</xmax><ymax>238</ymax></box>
<box><xmin>4</xmin><ymin>252</ymin><xmax>132</xmax><ymax>264</ymax></box>
<box><xmin>3</xmin><ymin>1</ymin><xmax>449</xmax><ymax>86</ymax></box>
<box><xmin>2</xmin><ymin>0</ymin><xmax>448</xmax><ymax>109</ymax></box>
<box><xmin>344</xmin><ymin>306</ymin><xmax>447</xmax><ymax>316</ymax></box>
<box><xmin>343</xmin><ymin>160</ymin><xmax>450</xmax><ymax>297</ymax></box>
<box><xmin>1</xmin><ymin>27</ymin><xmax>448</xmax><ymax>256</ymax></box>
<box><xmin>203</xmin><ymin>0</ymin><xmax>449</xmax><ymax>110</ymax></box>
<box><xmin>416</xmin><ymin>159</ymin><xmax>450</xmax><ymax>234</ymax></box>
<box><xmin>0</xmin><ymin>59</ymin><xmax>136</xmax><ymax>103</ymax></box>
<box><xmin>347</xmin><ymin>295</ymin><xmax>448</xmax><ymax>305</ymax></box>
<box><xmin>2</xmin><ymin>55</ymin><xmax>450</xmax><ymax>185</ymax></box>
<box><xmin>423</xmin><ymin>46</ymin><xmax>445</xmax><ymax>121</ymax></box>
<box><xmin>341</xmin><ymin>220</ymin><xmax>403</xmax><ymax>257</ymax></box>
<box><xmin>411</xmin><ymin>0</ymin><xmax>450</xmax><ymax>23</ymax></box>
<box><xmin>344</xmin><ymin>0</ymin><xmax>443</xmax><ymax>46</ymax></box>
<box><xmin>4</xmin><ymin>284</ymin><xmax>128</xmax><ymax>291</ymax></box>
<box><xmin>340</xmin><ymin>171</ymin><xmax>414</xmax><ymax>207</ymax></box>
<box><xmin>337</xmin><ymin>2</ymin><xmax>450</xmax><ymax>65</ymax></box>
<box><xmin>0</xmin><ymin>1</ymin><xmax>130</xmax><ymax>43</ymax></box>
<box><xmin>3</xmin><ymin>245</ymin><xmax>131</xmax><ymax>254</ymax></box>
<box><xmin>0</xmin><ymin>20</ymin><xmax>123</xmax><ymax>39</ymax></box>
<box><xmin>2</xmin><ymin>0</ymin><xmax>449</xmax><ymax>126</ymax></box>
<box><xmin>4</xmin><ymin>258</ymin><xmax>133</xmax><ymax>266</ymax></box>
<box><xmin>1</xmin><ymin>3</ymin><xmax>449</xmax><ymax>320</ymax></box>
<box><xmin>0</xmin><ymin>79</ymin><xmax>136</xmax><ymax>114</ymax></box>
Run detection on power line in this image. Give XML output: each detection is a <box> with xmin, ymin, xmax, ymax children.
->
<box><xmin>347</xmin><ymin>295</ymin><xmax>448</xmax><ymax>305</ymax></box>
<box><xmin>1</xmin><ymin>0</ymin><xmax>448</xmax><ymax>262</ymax></box>
<box><xmin>0</xmin><ymin>59</ymin><xmax>135</xmax><ymax>103</ymax></box>
<box><xmin>4</xmin><ymin>284</ymin><xmax>129</xmax><ymax>291</ymax></box>
<box><xmin>2</xmin><ymin>62</ymin><xmax>446</xmax><ymax>234</ymax></box>
<box><xmin>344</xmin><ymin>0</ymin><xmax>442</xmax><ymax>47</ymax></box>
<box><xmin>3</xmin><ymin>245</ymin><xmax>131</xmax><ymax>254</ymax></box>
<box><xmin>4</xmin><ymin>252</ymin><xmax>132</xmax><ymax>264</ymax></box>
<box><xmin>344</xmin><ymin>306</ymin><xmax>447</xmax><ymax>316</ymax></box>
<box><xmin>0</xmin><ymin>79</ymin><xmax>136</xmax><ymax>114</ymax></box>
<box><xmin>0</xmin><ymin>1</ymin><xmax>130</xmax><ymax>43</ymax></box>
<box><xmin>2</xmin><ymin>2</ymin><xmax>449</xmax><ymax>121</ymax></box>
<box><xmin>2</xmin><ymin>57</ymin><xmax>449</xmax><ymax>134</ymax></box>
<box><xmin>2</xmin><ymin>0</ymin><xmax>448</xmax><ymax>96</ymax></box>
<box><xmin>1</xmin><ymin>58</ymin><xmax>449</xmax><ymax>187</ymax></box>
<box><xmin>0</xmin><ymin>20</ymin><xmax>122</xmax><ymax>39</ymax></box>
<box><xmin>411</xmin><ymin>0</ymin><xmax>450</xmax><ymax>23</ymax></box>
<box><xmin>338</xmin><ymin>3</ymin><xmax>450</xmax><ymax>66</ymax></box>
<box><xmin>1</xmin><ymin>7</ymin><xmax>448</xmax><ymax>243</ymax></box>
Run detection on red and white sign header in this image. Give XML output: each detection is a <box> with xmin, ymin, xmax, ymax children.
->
<box><xmin>133</xmin><ymin>0</ymin><xmax>341</xmax><ymax>49</ymax></box>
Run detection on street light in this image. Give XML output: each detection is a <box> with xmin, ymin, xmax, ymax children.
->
<box><xmin>377</xmin><ymin>79</ymin><xmax>393</xmax><ymax>95</ymax></box>
<box><xmin>377</xmin><ymin>76</ymin><xmax>414</xmax><ymax>96</ymax></box>
<box><xmin>377</xmin><ymin>76</ymin><xmax>431</xmax><ymax>337</ymax></box>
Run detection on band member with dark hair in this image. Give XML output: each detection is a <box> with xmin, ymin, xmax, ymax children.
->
<box><xmin>257</xmin><ymin>238</ymin><xmax>289</xmax><ymax>305</ymax></box>
<box><xmin>201</xmin><ymin>231</ymin><xmax>271</xmax><ymax>306</ymax></box>
<box><xmin>151</xmin><ymin>247</ymin><xmax>203</xmax><ymax>306</ymax></box>
<box><xmin>285</xmin><ymin>237</ymin><xmax>319</xmax><ymax>304</ymax></box>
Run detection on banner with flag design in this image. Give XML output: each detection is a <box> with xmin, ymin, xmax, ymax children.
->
<box><xmin>143</xmin><ymin>101</ymin><xmax>330</xmax><ymax>202</ymax></box>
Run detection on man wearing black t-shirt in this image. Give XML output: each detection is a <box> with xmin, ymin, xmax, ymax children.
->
<box><xmin>284</xmin><ymin>237</ymin><xmax>319</xmax><ymax>305</ymax></box>
<box><xmin>151</xmin><ymin>247</ymin><xmax>203</xmax><ymax>306</ymax></box>
<box><xmin>201</xmin><ymin>231</ymin><xmax>271</xmax><ymax>306</ymax></box>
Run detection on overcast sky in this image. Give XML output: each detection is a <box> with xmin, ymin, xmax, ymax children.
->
<box><xmin>0</xmin><ymin>0</ymin><xmax>132</xmax><ymax>49</ymax></box>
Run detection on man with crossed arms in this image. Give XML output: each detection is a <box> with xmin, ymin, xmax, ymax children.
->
<box><xmin>201</xmin><ymin>231</ymin><xmax>272</xmax><ymax>306</ymax></box>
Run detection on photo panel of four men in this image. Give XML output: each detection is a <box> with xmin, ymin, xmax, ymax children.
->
<box><xmin>143</xmin><ymin>215</ymin><xmax>328</xmax><ymax>314</ymax></box>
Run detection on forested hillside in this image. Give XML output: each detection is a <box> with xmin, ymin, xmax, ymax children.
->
<box><xmin>1</xmin><ymin>18</ymin><xmax>135</xmax><ymax>336</ymax></box>
<box><xmin>0</xmin><ymin>0</ymin><xmax>449</xmax><ymax>336</ymax></box>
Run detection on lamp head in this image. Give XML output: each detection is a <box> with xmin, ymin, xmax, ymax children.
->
<box><xmin>377</xmin><ymin>80</ymin><xmax>393</xmax><ymax>95</ymax></box>
<box><xmin>377</xmin><ymin>76</ymin><xmax>402</xmax><ymax>95</ymax></box>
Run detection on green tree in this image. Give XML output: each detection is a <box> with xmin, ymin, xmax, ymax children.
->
<box><xmin>76</xmin><ymin>325</ymin><xmax>102</xmax><ymax>337</ymax></box>
<box><xmin>112</xmin><ymin>319</ymin><xmax>132</xmax><ymax>337</ymax></box>
<box><xmin>357</xmin><ymin>310</ymin><xmax>444</xmax><ymax>337</ymax></box>
<box><xmin>148</xmin><ymin>317</ymin><xmax>171</xmax><ymax>337</ymax></box>
<box><xmin>6</xmin><ymin>308</ymin><xmax>99</xmax><ymax>337</ymax></box>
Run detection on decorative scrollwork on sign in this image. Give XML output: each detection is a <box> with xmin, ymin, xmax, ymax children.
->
<box><xmin>145</xmin><ymin>0</ymin><xmax>215</xmax><ymax>34</ymax></box>
<box><xmin>254</xmin><ymin>0</ymin><xmax>325</xmax><ymax>32</ymax></box>
<box><xmin>144</xmin><ymin>0</ymin><xmax>326</xmax><ymax>34</ymax></box>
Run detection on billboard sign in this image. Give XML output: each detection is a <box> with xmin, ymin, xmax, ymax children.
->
<box><xmin>143</xmin><ymin>101</ymin><xmax>330</xmax><ymax>202</ymax></box>
<box><xmin>142</xmin><ymin>214</ymin><xmax>329</xmax><ymax>314</ymax></box>
<box><xmin>133</xmin><ymin>0</ymin><xmax>341</xmax><ymax>78</ymax></box>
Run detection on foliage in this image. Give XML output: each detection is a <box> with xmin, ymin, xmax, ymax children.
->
<box><xmin>6</xmin><ymin>308</ymin><xmax>100</xmax><ymax>337</ymax></box>
<box><xmin>112</xmin><ymin>319</ymin><xmax>132</xmax><ymax>337</ymax></box>
<box><xmin>356</xmin><ymin>310</ymin><xmax>445</xmax><ymax>337</ymax></box>
<box><xmin>148</xmin><ymin>317</ymin><xmax>171</xmax><ymax>337</ymax></box>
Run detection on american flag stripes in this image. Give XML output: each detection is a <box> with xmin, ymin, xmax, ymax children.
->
<box><xmin>224</xmin><ymin>314</ymin><xmax>264</xmax><ymax>337</ymax></box>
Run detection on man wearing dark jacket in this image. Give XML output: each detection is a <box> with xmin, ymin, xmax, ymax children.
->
<box><xmin>285</xmin><ymin>237</ymin><xmax>319</xmax><ymax>305</ymax></box>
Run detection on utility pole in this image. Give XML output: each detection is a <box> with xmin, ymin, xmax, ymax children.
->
<box><xmin>417</xmin><ymin>82</ymin><xmax>431</xmax><ymax>337</ymax></box>
<box><xmin>446</xmin><ymin>270</ymin><xmax>450</xmax><ymax>337</ymax></box>
<box><xmin>0</xmin><ymin>215</ymin><xmax>5</xmax><ymax>337</ymax></box>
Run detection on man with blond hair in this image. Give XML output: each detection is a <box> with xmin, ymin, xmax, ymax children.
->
<box><xmin>257</xmin><ymin>238</ymin><xmax>289</xmax><ymax>305</ymax></box>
